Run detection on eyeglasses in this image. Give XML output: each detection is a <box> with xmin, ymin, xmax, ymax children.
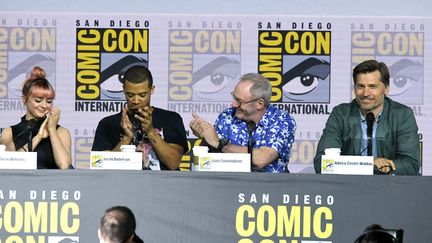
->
<box><xmin>231</xmin><ymin>91</ymin><xmax>262</xmax><ymax>107</ymax></box>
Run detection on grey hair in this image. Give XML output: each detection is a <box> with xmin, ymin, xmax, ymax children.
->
<box><xmin>239</xmin><ymin>73</ymin><xmax>272</xmax><ymax>106</ymax></box>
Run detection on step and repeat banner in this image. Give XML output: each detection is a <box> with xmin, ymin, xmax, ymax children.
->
<box><xmin>0</xmin><ymin>12</ymin><xmax>430</xmax><ymax>174</ymax></box>
<box><xmin>0</xmin><ymin>170</ymin><xmax>431</xmax><ymax>243</ymax></box>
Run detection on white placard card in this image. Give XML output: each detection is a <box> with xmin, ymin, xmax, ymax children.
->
<box><xmin>0</xmin><ymin>152</ymin><xmax>37</xmax><ymax>169</ymax></box>
<box><xmin>321</xmin><ymin>155</ymin><xmax>374</xmax><ymax>175</ymax></box>
<box><xmin>196</xmin><ymin>153</ymin><xmax>251</xmax><ymax>172</ymax></box>
<box><xmin>90</xmin><ymin>151</ymin><xmax>142</xmax><ymax>170</ymax></box>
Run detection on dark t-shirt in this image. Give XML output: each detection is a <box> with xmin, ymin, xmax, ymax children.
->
<box><xmin>11</xmin><ymin>116</ymin><xmax>60</xmax><ymax>169</ymax></box>
<box><xmin>92</xmin><ymin>107</ymin><xmax>188</xmax><ymax>170</ymax></box>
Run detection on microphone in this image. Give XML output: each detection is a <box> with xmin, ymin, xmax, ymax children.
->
<box><xmin>13</xmin><ymin>119</ymin><xmax>37</xmax><ymax>151</ymax></box>
<box><xmin>365</xmin><ymin>112</ymin><xmax>375</xmax><ymax>156</ymax></box>
<box><xmin>27</xmin><ymin>119</ymin><xmax>36</xmax><ymax>152</ymax></box>
<box><xmin>128</xmin><ymin>111</ymin><xmax>141</xmax><ymax>146</ymax></box>
<box><xmin>247</xmin><ymin>121</ymin><xmax>256</xmax><ymax>171</ymax></box>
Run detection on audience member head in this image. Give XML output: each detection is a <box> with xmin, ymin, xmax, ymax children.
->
<box><xmin>98</xmin><ymin>206</ymin><xmax>141</xmax><ymax>243</ymax></box>
<box><xmin>354</xmin><ymin>224</ymin><xmax>399</xmax><ymax>243</ymax></box>
<box><xmin>353</xmin><ymin>60</ymin><xmax>390</xmax><ymax>87</ymax></box>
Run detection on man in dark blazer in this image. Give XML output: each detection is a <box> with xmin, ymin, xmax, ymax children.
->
<box><xmin>314</xmin><ymin>60</ymin><xmax>420</xmax><ymax>175</ymax></box>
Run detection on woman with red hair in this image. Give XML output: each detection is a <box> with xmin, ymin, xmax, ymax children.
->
<box><xmin>0</xmin><ymin>66</ymin><xmax>72</xmax><ymax>169</ymax></box>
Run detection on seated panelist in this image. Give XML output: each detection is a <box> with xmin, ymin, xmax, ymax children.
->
<box><xmin>189</xmin><ymin>73</ymin><xmax>296</xmax><ymax>173</ymax></box>
<box><xmin>314</xmin><ymin>60</ymin><xmax>420</xmax><ymax>175</ymax></box>
<box><xmin>92</xmin><ymin>64</ymin><xmax>188</xmax><ymax>170</ymax></box>
<box><xmin>0</xmin><ymin>66</ymin><xmax>72</xmax><ymax>169</ymax></box>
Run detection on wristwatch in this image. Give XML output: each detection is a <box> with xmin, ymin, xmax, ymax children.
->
<box><xmin>217</xmin><ymin>138</ymin><xmax>229</xmax><ymax>152</ymax></box>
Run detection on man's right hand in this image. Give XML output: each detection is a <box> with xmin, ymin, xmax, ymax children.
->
<box><xmin>374</xmin><ymin>157</ymin><xmax>396</xmax><ymax>174</ymax></box>
<box><xmin>189</xmin><ymin>112</ymin><xmax>219</xmax><ymax>148</ymax></box>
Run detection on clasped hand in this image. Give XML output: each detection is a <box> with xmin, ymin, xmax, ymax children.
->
<box><xmin>374</xmin><ymin>157</ymin><xmax>396</xmax><ymax>174</ymax></box>
<box><xmin>121</xmin><ymin>106</ymin><xmax>153</xmax><ymax>137</ymax></box>
<box><xmin>38</xmin><ymin>107</ymin><xmax>61</xmax><ymax>139</ymax></box>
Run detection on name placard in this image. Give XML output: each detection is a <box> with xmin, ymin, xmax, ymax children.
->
<box><xmin>321</xmin><ymin>155</ymin><xmax>374</xmax><ymax>175</ymax></box>
<box><xmin>90</xmin><ymin>151</ymin><xmax>142</xmax><ymax>170</ymax></box>
<box><xmin>196</xmin><ymin>153</ymin><xmax>251</xmax><ymax>172</ymax></box>
<box><xmin>0</xmin><ymin>152</ymin><xmax>37</xmax><ymax>169</ymax></box>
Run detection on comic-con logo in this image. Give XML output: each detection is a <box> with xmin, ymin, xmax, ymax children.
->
<box><xmin>351</xmin><ymin>26</ymin><xmax>424</xmax><ymax>107</ymax></box>
<box><xmin>0</xmin><ymin>26</ymin><xmax>56</xmax><ymax>110</ymax></box>
<box><xmin>236</xmin><ymin>193</ymin><xmax>334</xmax><ymax>242</ymax></box>
<box><xmin>0</xmin><ymin>189</ymin><xmax>80</xmax><ymax>242</ymax></box>
<box><xmin>75</xmin><ymin>27</ymin><xmax>148</xmax><ymax>112</ymax></box>
<box><xmin>181</xmin><ymin>138</ymin><xmax>206</xmax><ymax>171</ymax></box>
<box><xmin>167</xmin><ymin>28</ymin><xmax>241</xmax><ymax>113</ymax></box>
<box><xmin>258</xmin><ymin>30</ymin><xmax>331</xmax><ymax>104</ymax></box>
<box><xmin>73</xmin><ymin>128</ymin><xmax>95</xmax><ymax>169</ymax></box>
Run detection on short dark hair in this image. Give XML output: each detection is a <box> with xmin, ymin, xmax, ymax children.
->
<box><xmin>353</xmin><ymin>60</ymin><xmax>390</xmax><ymax>87</ymax></box>
<box><xmin>99</xmin><ymin>206</ymin><xmax>136</xmax><ymax>243</ymax></box>
<box><xmin>355</xmin><ymin>224</ymin><xmax>399</xmax><ymax>243</ymax></box>
<box><xmin>124</xmin><ymin>65</ymin><xmax>153</xmax><ymax>87</ymax></box>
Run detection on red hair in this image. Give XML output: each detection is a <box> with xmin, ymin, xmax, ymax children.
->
<box><xmin>22</xmin><ymin>66</ymin><xmax>55</xmax><ymax>101</ymax></box>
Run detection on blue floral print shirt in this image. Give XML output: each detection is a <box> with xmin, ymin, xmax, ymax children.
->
<box><xmin>214</xmin><ymin>105</ymin><xmax>296</xmax><ymax>173</ymax></box>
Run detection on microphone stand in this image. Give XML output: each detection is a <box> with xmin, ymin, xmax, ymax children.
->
<box><xmin>367</xmin><ymin>135</ymin><xmax>372</xmax><ymax>156</ymax></box>
<box><xmin>128</xmin><ymin>111</ymin><xmax>141</xmax><ymax>146</ymax></box>
<box><xmin>247</xmin><ymin>121</ymin><xmax>255</xmax><ymax>171</ymax></box>
<box><xmin>27</xmin><ymin>119</ymin><xmax>36</xmax><ymax>152</ymax></box>
<box><xmin>132</xmin><ymin>124</ymin><xmax>139</xmax><ymax>146</ymax></box>
<box><xmin>366</xmin><ymin>112</ymin><xmax>375</xmax><ymax>156</ymax></box>
<box><xmin>28</xmin><ymin>130</ymin><xmax>33</xmax><ymax>152</ymax></box>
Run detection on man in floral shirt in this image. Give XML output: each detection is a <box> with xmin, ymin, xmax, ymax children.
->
<box><xmin>190</xmin><ymin>73</ymin><xmax>296</xmax><ymax>173</ymax></box>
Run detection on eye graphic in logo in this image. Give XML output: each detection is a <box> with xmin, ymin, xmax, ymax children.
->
<box><xmin>388</xmin><ymin>58</ymin><xmax>423</xmax><ymax>96</ymax></box>
<box><xmin>282</xmin><ymin>57</ymin><xmax>330</xmax><ymax>102</ymax></box>
<box><xmin>91</xmin><ymin>155</ymin><xmax>103</xmax><ymax>168</ymax></box>
<box><xmin>99</xmin><ymin>55</ymin><xmax>148</xmax><ymax>100</ymax></box>
<box><xmin>7</xmin><ymin>54</ymin><xmax>55</xmax><ymax>99</ymax></box>
<box><xmin>192</xmin><ymin>56</ymin><xmax>240</xmax><ymax>101</ymax></box>
<box><xmin>322</xmin><ymin>159</ymin><xmax>334</xmax><ymax>172</ymax></box>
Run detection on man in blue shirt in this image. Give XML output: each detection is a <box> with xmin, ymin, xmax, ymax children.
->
<box><xmin>189</xmin><ymin>73</ymin><xmax>296</xmax><ymax>173</ymax></box>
